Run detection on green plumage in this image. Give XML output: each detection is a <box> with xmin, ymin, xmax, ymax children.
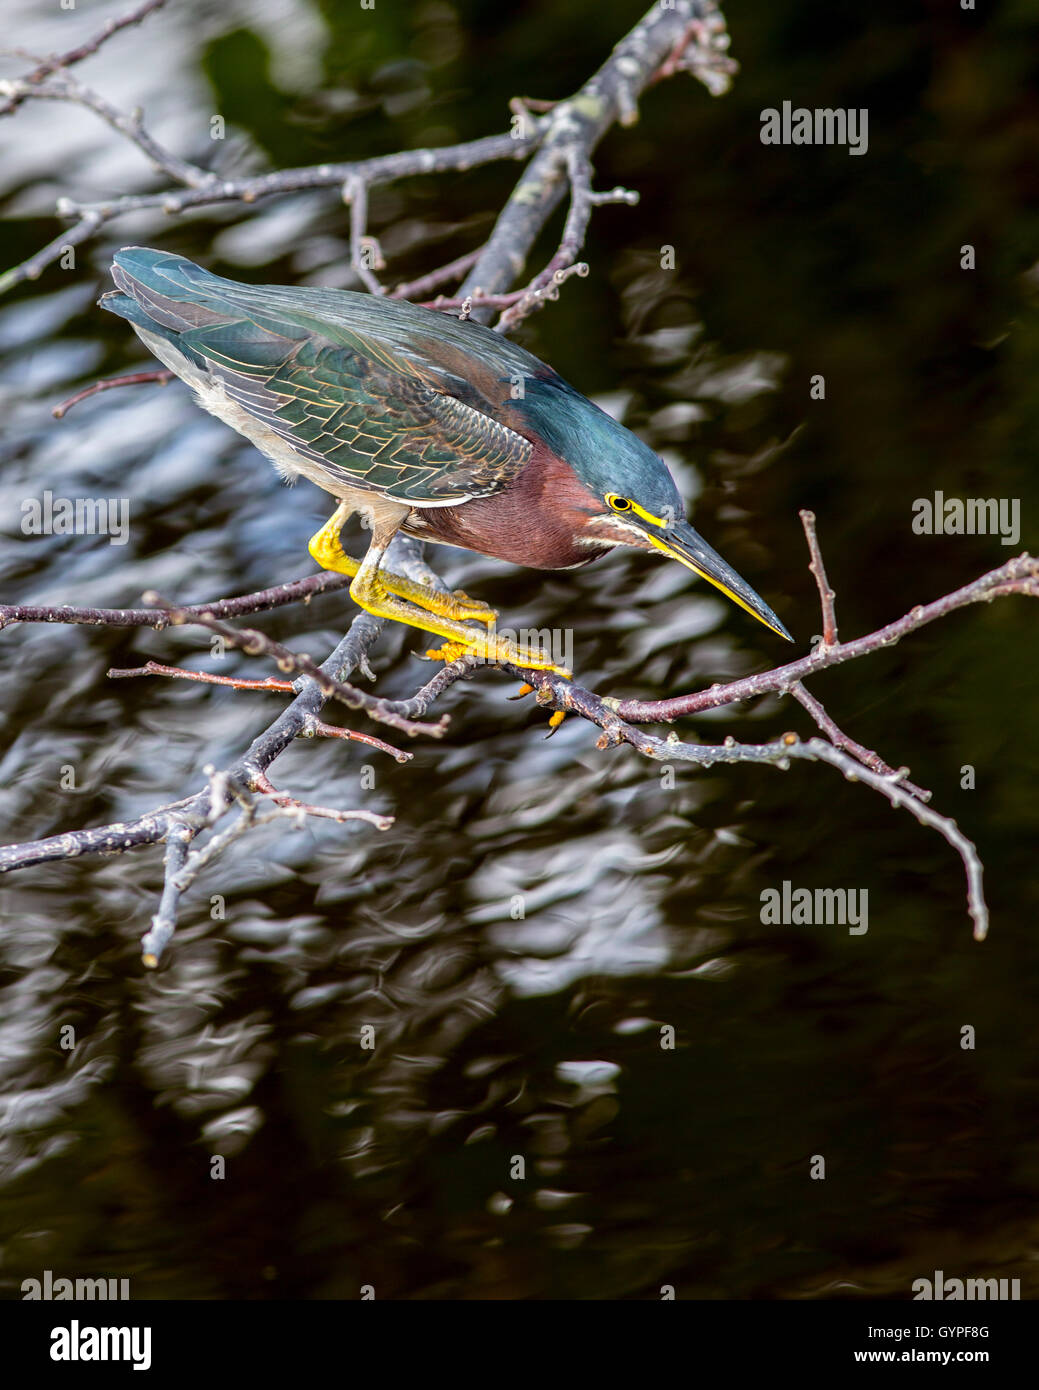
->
<box><xmin>103</xmin><ymin>247</ymin><xmax>541</xmax><ymax>503</ymax></box>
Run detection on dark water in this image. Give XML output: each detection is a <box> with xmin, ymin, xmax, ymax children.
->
<box><xmin>0</xmin><ymin>0</ymin><xmax>1037</xmax><ymax>1300</ymax></box>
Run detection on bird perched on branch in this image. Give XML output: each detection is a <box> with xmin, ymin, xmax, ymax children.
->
<box><xmin>102</xmin><ymin>247</ymin><xmax>791</xmax><ymax>675</ymax></box>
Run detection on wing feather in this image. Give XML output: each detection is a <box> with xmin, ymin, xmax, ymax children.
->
<box><xmin>180</xmin><ymin>324</ymin><xmax>532</xmax><ymax>502</ymax></box>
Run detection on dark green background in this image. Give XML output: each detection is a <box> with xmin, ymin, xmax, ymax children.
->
<box><xmin>0</xmin><ymin>0</ymin><xmax>1036</xmax><ymax>1298</ymax></box>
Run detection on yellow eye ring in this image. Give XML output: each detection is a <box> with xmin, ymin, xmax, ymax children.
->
<box><xmin>607</xmin><ymin>494</ymin><xmax>632</xmax><ymax>512</ymax></box>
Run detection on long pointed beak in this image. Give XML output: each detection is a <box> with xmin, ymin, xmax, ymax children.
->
<box><xmin>644</xmin><ymin>520</ymin><xmax>793</xmax><ymax>641</ymax></box>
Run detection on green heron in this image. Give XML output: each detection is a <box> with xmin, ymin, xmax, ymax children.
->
<box><xmin>101</xmin><ymin>247</ymin><xmax>792</xmax><ymax>674</ymax></box>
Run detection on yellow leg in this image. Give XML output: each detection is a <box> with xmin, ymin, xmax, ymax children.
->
<box><xmin>348</xmin><ymin>538</ymin><xmax>571</xmax><ymax>678</ymax></box>
<box><xmin>309</xmin><ymin>506</ymin><xmax>497</xmax><ymax>626</ymax></box>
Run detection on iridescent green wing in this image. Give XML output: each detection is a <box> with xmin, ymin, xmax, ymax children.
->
<box><xmin>178</xmin><ymin>320</ymin><xmax>532</xmax><ymax>502</ymax></box>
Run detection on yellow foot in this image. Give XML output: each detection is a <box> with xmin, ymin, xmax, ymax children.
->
<box><xmin>447</xmin><ymin>589</ymin><xmax>497</xmax><ymax>627</ymax></box>
<box><xmin>427</xmin><ymin>640</ymin><xmax>573</xmax><ymax>685</ymax></box>
<box><xmin>309</xmin><ymin>514</ymin><xmax>499</xmax><ymax>624</ymax></box>
<box><xmin>435</xmin><ymin>629</ymin><xmax>571</xmax><ymax>676</ymax></box>
<box><xmin>425</xmin><ymin>641</ymin><xmax>472</xmax><ymax>663</ymax></box>
<box><xmin>494</xmin><ymin>639</ymin><xmax>570</xmax><ymax>677</ymax></box>
<box><xmin>351</xmin><ymin>578</ymin><xmax>571</xmax><ymax>677</ymax></box>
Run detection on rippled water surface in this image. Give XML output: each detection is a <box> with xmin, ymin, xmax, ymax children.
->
<box><xmin>1</xmin><ymin>0</ymin><xmax>1037</xmax><ymax>1299</ymax></box>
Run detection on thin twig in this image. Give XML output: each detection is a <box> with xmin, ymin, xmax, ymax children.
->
<box><xmin>610</xmin><ymin>553</ymin><xmax>1039</xmax><ymax>723</ymax></box>
<box><xmin>0</xmin><ymin>68</ymin><xmax>215</xmax><ymax>188</ymax></box>
<box><xmin>0</xmin><ymin>132</ymin><xmax>537</xmax><ymax>296</ymax></box>
<box><xmin>789</xmin><ymin>682</ymin><xmax>931</xmax><ymax>802</ymax></box>
<box><xmin>343</xmin><ymin>174</ymin><xmax>385</xmax><ymax>295</ymax></box>
<box><xmin>301</xmin><ymin>717</ymin><xmax>413</xmax><ymax>763</ymax></box>
<box><xmin>649</xmin><ymin>8</ymin><xmax>739</xmax><ymax>95</ymax></box>
<box><xmin>0</xmin><ymin>539</ymin><xmax>428</xmax><ymax>963</ymax></box>
<box><xmin>138</xmin><ymin>763</ymin><xmax>391</xmax><ymax>966</ymax></box>
<box><xmin>140</xmin><ymin>818</ymin><xmax>196</xmax><ymax>968</ymax></box>
<box><xmin>4</xmin><ymin>211</ymin><xmax>104</xmax><ymax>289</ymax></box>
<box><xmin>107</xmin><ymin>660</ymin><xmax>411</xmax><ymax>759</ymax></box>
<box><xmin>0</xmin><ymin>0</ymin><xmax>168</xmax><ymax>116</ymax></box>
<box><xmin>252</xmin><ymin>770</ymin><xmax>394</xmax><ymax>828</ymax></box>
<box><xmin>390</xmin><ymin>247</ymin><xmax>484</xmax><ymax>300</ymax></box>
<box><xmin>0</xmin><ymin>570</ymin><xmax>351</xmax><ymax>631</ymax></box>
<box><xmin>509</xmin><ymin>669</ymin><xmax>991</xmax><ymax>941</ymax></box>
<box><xmin>495</xmin><ymin>145</ymin><xmax>635</xmax><ymax>332</ymax></box>
<box><xmin>52</xmin><ymin>368</ymin><xmax>174</xmax><ymax>419</ymax></box>
<box><xmin>800</xmin><ymin>508</ymin><xmax>838</xmax><ymax>644</ymax></box>
<box><xmin>421</xmin><ymin>289</ymin><xmax>526</xmax><ymax>312</ymax></box>
<box><xmin>108</xmin><ymin>661</ymin><xmax>296</xmax><ymax>691</ymax></box>
<box><xmin>142</xmin><ymin>591</ymin><xmax>451</xmax><ymax>738</ymax></box>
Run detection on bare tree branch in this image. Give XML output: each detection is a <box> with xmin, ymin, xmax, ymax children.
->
<box><xmin>140</xmin><ymin>591</ymin><xmax>451</xmax><ymax>739</ymax></box>
<box><xmin>343</xmin><ymin>173</ymin><xmax>385</xmax><ymax>296</ymax></box>
<box><xmin>389</xmin><ymin>248</ymin><xmax>484</xmax><ymax>301</ymax></box>
<box><xmin>454</xmin><ymin>2</ymin><xmax>734</xmax><ymax>323</ymax></box>
<box><xmin>5</xmin><ymin>523</ymin><xmax>1029</xmax><ymax>950</ymax></box>
<box><xmin>609</xmin><ymin>550</ymin><xmax>1039</xmax><ymax>723</ymax></box>
<box><xmin>2</xmin><ymin>0</ymin><xmax>1011</xmax><ymax>962</ymax></box>
<box><xmin>0</xmin><ymin>67</ymin><xmax>215</xmax><ymax>188</ymax></box>
<box><xmin>788</xmin><ymin>682</ymin><xmax>931</xmax><ymax>803</ymax></box>
<box><xmin>0</xmin><ymin>0</ymin><xmax>168</xmax><ymax>116</ymax></box>
<box><xmin>106</xmin><ymin>661</ymin><xmax>413</xmax><ymax>760</ymax></box>
<box><xmin>0</xmin><ymin>571</ymin><xmax>351</xmax><ymax>631</ymax></box>
<box><xmin>499</xmin><ymin>533</ymin><xmax>1017</xmax><ymax>946</ymax></box>
<box><xmin>0</xmin><ymin>0</ymin><xmax>729</xmax><ymax>313</ymax></box>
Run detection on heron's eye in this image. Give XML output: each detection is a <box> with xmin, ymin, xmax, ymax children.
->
<box><xmin>607</xmin><ymin>494</ymin><xmax>632</xmax><ymax>513</ymax></box>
